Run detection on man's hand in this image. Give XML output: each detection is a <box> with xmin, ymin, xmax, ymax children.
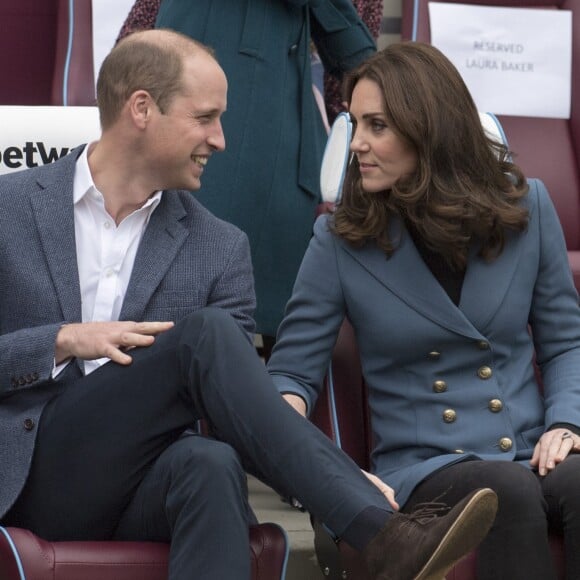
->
<box><xmin>55</xmin><ymin>320</ymin><xmax>175</xmax><ymax>365</ymax></box>
<box><xmin>530</xmin><ymin>428</ymin><xmax>580</xmax><ymax>476</ymax></box>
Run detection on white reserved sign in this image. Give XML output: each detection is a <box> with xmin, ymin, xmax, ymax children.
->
<box><xmin>0</xmin><ymin>106</ymin><xmax>100</xmax><ymax>175</ymax></box>
<box><xmin>428</xmin><ymin>2</ymin><xmax>572</xmax><ymax>118</ymax></box>
<box><xmin>92</xmin><ymin>0</ymin><xmax>136</xmax><ymax>87</ymax></box>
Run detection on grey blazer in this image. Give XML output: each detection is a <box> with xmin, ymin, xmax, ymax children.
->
<box><xmin>268</xmin><ymin>179</ymin><xmax>580</xmax><ymax>506</ymax></box>
<box><xmin>0</xmin><ymin>146</ymin><xmax>256</xmax><ymax>518</ymax></box>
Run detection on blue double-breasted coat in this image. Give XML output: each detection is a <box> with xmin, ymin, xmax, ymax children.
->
<box><xmin>268</xmin><ymin>179</ymin><xmax>580</xmax><ymax>506</ymax></box>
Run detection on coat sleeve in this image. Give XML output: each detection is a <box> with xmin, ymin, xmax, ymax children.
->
<box><xmin>267</xmin><ymin>215</ymin><xmax>346</xmax><ymax>413</ymax></box>
<box><xmin>206</xmin><ymin>230</ymin><xmax>257</xmax><ymax>342</ymax></box>
<box><xmin>527</xmin><ymin>179</ymin><xmax>580</xmax><ymax>427</ymax></box>
<box><xmin>309</xmin><ymin>0</ymin><xmax>376</xmax><ymax>76</ymax></box>
<box><xmin>0</xmin><ymin>323</ymin><xmax>63</xmax><ymax>397</ymax></box>
<box><xmin>117</xmin><ymin>0</ymin><xmax>161</xmax><ymax>41</ymax></box>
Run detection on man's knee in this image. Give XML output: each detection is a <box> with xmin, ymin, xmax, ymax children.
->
<box><xmin>165</xmin><ymin>435</ymin><xmax>246</xmax><ymax>486</ymax></box>
<box><xmin>177</xmin><ymin>308</ymin><xmax>244</xmax><ymax>346</ymax></box>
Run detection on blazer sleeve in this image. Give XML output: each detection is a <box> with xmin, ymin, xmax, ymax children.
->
<box><xmin>309</xmin><ymin>0</ymin><xmax>376</xmax><ymax>76</ymax></box>
<box><xmin>0</xmin><ymin>323</ymin><xmax>63</xmax><ymax>396</ymax></box>
<box><xmin>527</xmin><ymin>179</ymin><xmax>580</xmax><ymax>427</ymax></box>
<box><xmin>206</xmin><ymin>230</ymin><xmax>257</xmax><ymax>341</ymax></box>
<box><xmin>267</xmin><ymin>214</ymin><xmax>346</xmax><ymax>413</ymax></box>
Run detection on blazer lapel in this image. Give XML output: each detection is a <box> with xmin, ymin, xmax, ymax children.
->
<box><xmin>120</xmin><ymin>192</ymin><xmax>189</xmax><ymax>321</ymax></box>
<box><xmin>342</xmin><ymin>218</ymin><xmax>484</xmax><ymax>340</ymax></box>
<box><xmin>342</xmin><ymin>216</ymin><xmax>525</xmax><ymax>339</ymax></box>
<box><xmin>459</xmin><ymin>228</ymin><xmax>524</xmax><ymax>333</ymax></box>
<box><xmin>30</xmin><ymin>157</ymin><xmax>82</xmax><ymax>324</ymax></box>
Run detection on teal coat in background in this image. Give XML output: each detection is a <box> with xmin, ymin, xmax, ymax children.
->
<box><xmin>156</xmin><ymin>0</ymin><xmax>376</xmax><ymax>336</ymax></box>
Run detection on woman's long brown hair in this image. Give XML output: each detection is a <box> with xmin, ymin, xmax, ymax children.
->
<box><xmin>332</xmin><ymin>42</ymin><xmax>529</xmax><ymax>270</ymax></box>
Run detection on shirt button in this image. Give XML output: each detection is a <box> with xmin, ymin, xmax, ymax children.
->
<box><xmin>443</xmin><ymin>409</ymin><xmax>457</xmax><ymax>423</ymax></box>
<box><xmin>433</xmin><ymin>380</ymin><xmax>447</xmax><ymax>393</ymax></box>
<box><xmin>477</xmin><ymin>340</ymin><xmax>490</xmax><ymax>350</ymax></box>
<box><xmin>488</xmin><ymin>399</ymin><xmax>503</xmax><ymax>413</ymax></box>
<box><xmin>103</xmin><ymin>221</ymin><xmax>111</xmax><ymax>229</ymax></box>
<box><xmin>428</xmin><ymin>350</ymin><xmax>441</xmax><ymax>361</ymax></box>
<box><xmin>23</xmin><ymin>418</ymin><xmax>35</xmax><ymax>431</ymax></box>
<box><xmin>478</xmin><ymin>366</ymin><xmax>492</xmax><ymax>380</ymax></box>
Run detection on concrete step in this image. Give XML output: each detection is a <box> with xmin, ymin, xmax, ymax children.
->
<box><xmin>249</xmin><ymin>476</ymin><xmax>324</xmax><ymax>580</ymax></box>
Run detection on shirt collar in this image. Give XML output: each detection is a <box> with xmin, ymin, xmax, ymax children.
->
<box><xmin>73</xmin><ymin>143</ymin><xmax>163</xmax><ymax>210</ymax></box>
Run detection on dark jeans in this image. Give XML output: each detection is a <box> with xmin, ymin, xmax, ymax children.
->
<box><xmin>404</xmin><ymin>457</ymin><xmax>580</xmax><ymax>580</ymax></box>
<box><xmin>3</xmin><ymin>308</ymin><xmax>390</xmax><ymax>579</ymax></box>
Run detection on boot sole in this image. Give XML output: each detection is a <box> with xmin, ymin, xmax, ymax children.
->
<box><xmin>414</xmin><ymin>488</ymin><xmax>498</xmax><ymax>580</ymax></box>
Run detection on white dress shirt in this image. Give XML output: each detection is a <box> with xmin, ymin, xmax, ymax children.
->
<box><xmin>65</xmin><ymin>144</ymin><xmax>162</xmax><ymax>375</ymax></box>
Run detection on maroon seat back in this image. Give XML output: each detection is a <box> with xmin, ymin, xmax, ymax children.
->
<box><xmin>0</xmin><ymin>523</ymin><xmax>288</xmax><ymax>580</ymax></box>
<box><xmin>401</xmin><ymin>0</ymin><xmax>580</xmax><ymax>290</ymax></box>
<box><xmin>0</xmin><ymin>0</ymin><xmax>59</xmax><ymax>105</ymax></box>
<box><xmin>0</xmin><ymin>0</ymin><xmax>96</xmax><ymax>107</ymax></box>
<box><xmin>51</xmin><ymin>0</ymin><xmax>96</xmax><ymax>106</ymax></box>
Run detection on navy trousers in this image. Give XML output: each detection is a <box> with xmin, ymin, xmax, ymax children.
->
<box><xmin>4</xmin><ymin>308</ymin><xmax>390</xmax><ymax>579</ymax></box>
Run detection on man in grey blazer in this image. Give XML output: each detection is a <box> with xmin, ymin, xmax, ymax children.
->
<box><xmin>0</xmin><ymin>29</ymin><xmax>497</xmax><ymax>579</ymax></box>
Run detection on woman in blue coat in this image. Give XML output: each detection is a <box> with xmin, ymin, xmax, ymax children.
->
<box><xmin>268</xmin><ymin>43</ymin><xmax>580</xmax><ymax>579</ymax></box>
<box><xmin>120</xmin><ymin>0</ymin><xmax>377</xmax><ymax>339</ymax></box>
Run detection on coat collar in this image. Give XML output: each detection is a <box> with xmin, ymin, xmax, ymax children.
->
<box><xmin>340</xmin><ymin>216</ymin><xmax>525</xmax><ymax>339</ymax></box>
<box><xmin>29</xmin><ymin>147</ymin><xmax>190</xmax><ymax>323</ymax></box>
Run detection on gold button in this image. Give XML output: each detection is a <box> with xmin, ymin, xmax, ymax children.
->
<box><xmin>428</xmin><ymin>350</ymin><xmax>441</xmax><ymax>360</ymax></box>
<box><xmin>443</xmin><ymin>409</ymin><xmax>457</xmax><ymax>423</ymax></box>
<box><xmin>488</xmin><ymin>399</ymin><xmax>503</xmax><ymax>413</ymax></box>
<box><xmin>478</xmin><ymin>366</ymin><xmax>492</xmax><ymax>380</ymax></box>
<box><xmin>453</xmin><ymin>449</ymin><xmax>465</xmax><ymax>454</ymax></box>
<box><xmin>477</xmin><ymin>341</ymin><xmax>490</xmax><ymax>350</ymax></box>
<box><xmin>433</xmin><ymin>380</ymin><xmax>447</xmax><ymax>393</ymax></box>
<box><xmin>499</xmin><ymin>437</ymin><xmax>513</xmax><ymax>452</ymax></box>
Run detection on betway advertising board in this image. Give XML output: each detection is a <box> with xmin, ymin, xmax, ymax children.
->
<box><xmin>0</xmin><ymin>106</ymin><xmax>100</xmax><ymax>175</ymax></box>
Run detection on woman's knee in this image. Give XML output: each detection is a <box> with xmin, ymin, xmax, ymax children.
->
<box><xmin>480</xmin><ymin>462</ymin><xmax>546</xmax><ymax>523</ymax></box>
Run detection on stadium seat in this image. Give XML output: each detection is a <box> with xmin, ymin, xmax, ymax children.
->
<box><xmin>0</xmin><ymin>0</ymin><xmax>59</xmax><ymax>105</ymax></box>
<box><xmin>0</xmin><ymin>523</ymin><xmax>288</xmax><ymax>580</ymax></box>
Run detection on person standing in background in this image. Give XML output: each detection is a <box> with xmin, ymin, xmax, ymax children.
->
<box><xmin>323</xmin><ymin>0</ymin><xmax>383</xmax><ymax>124</ymax></box>
<box><xmin>118</xmin><ymin>0</ymin><xmax>377</xmax><ymax>352</ymax></box>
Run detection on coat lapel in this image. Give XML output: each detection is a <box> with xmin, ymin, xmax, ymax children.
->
<box><xmin>459</xmin><ymin>228</ymin><xmax>524</xmax><ymax>333</ymax></box>
<box><xmin>30</xmin><ymin>154</ymin><xmax>82</xmax><ymax>324</ymax></box>
<box><xmin>341</xmin><ymin>216</ymin><xmax>522</xmax><ymax>339</ymax></box>
<box><xmin>119</xmin><ymin>192</ymin><xmax>189</xmax><ymax>321</ymax></box>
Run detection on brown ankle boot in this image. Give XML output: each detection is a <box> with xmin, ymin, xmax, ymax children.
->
<box><xmin>363</xmin><ymin>487</ymin><xmax>498</xmax><ymax>580</ymax></box>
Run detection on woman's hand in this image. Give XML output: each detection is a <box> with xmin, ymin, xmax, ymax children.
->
<box><xmin>362</xmin><ymin>469</ymin><xmax>399</xmax><ymax>511</ymax></box>
<box><xmin>530</xmin><ymin>428</ymin><xmax>580</xmax><ymax>476</ymax></box>
<box><xmin>282</xmin><ymin>393</ymin><xmax>307</xmax><ymax>417</ymax></box>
